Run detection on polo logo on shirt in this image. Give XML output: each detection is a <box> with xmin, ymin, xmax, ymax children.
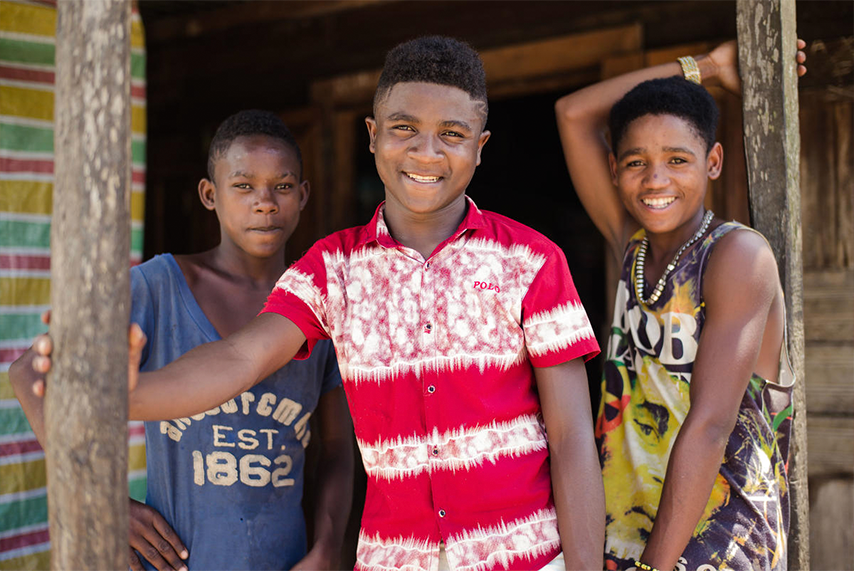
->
<box><xmin>473</xmin><ymin>281</ymin><xmax>500</xmax><ymax>293</ymax></box>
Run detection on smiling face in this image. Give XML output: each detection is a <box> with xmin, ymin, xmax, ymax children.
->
<box><xmin>366</xmin><ymin>82</ymin><xmax>490</xmax><ymax>220</ymax></box>
<box><xmin>609</xmin><ymin>113</ymin><xmax>722</xmax><ymax>243</ymax></box>
<box><xmin>200</xmin><ymin>134</ymin><xmax>309</xmax><ymax>259</ymax></box>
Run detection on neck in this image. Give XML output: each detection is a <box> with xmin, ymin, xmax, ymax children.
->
<box><xmin>645</xmin><ymin>208</ymin><xmax>707</xmax><ymax>262</ymax></box>
<box><xmin>382</xmin><ymin>193</ymin><xmax>468</xmax><ymax>260</ymax></box>
<box><xmin>206</xmin><ymin>242</ymin><xmax>287</xmax><ymax>285</ymax></box>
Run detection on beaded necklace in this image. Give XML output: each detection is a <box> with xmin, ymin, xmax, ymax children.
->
<box><xmin>634</xmin><ymin>209</ymin><xmax>714</xmax><ymax>305</ymax></box>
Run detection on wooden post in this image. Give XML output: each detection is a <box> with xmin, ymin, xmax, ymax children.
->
<box><xmin>736</xmin><ymin>0</ymin><xmax>809</xmax><ymax>568</ymax></box>
<box><xmin>47</xmin><ymin>0</ymin><xmax>132</xmax><ymax>568</ymax></box>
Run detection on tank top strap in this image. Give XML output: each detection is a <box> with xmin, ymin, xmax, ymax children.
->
<box><xmin>695</xmin><ymin>221</ymin><xmax>758</xmax><ymax>306</ymax></box>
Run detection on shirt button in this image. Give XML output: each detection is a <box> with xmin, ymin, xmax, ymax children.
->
<box><xmin>425</xmin><ymin>262</ymin><xmax>430</xmax><ymax>269</ymax></box>
<box><xmin>438</xmin><ymin>509</ymin><xmax>446</xmax><ymax>518</ymax></box>
<box><xmin>424</xmin><ymin>323</ymin><xmax>432</xmax><ymax>332</ymax></box>
<box><xmin>427</xmin><ymin>385</ymin><xmax>436</xmax><ymax>394</ymax></box>
<box><xmin>432</xmin><ymin>447</ymin><xmax>439</xmax><ymax>456</ymax></box>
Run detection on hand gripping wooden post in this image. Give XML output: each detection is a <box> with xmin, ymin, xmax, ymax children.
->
<box><xmin>46</xmin><ymin>0</ymin><xmax>132</xmax><ymax>568</ymax></box>
<box><xmin>736</xmin><ymin>0</ymin><xmax>810</xmax><ymax>568</ymax></box>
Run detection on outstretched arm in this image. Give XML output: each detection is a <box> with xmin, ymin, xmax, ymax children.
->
<box><xmin>129</xmin><ymin>312</ymin><xmax>306</xmax><ymax>420</ymax></box>
<box><xmin>639</xmin><ymin>231</ymin><xmax>783</xmax><ymax>570</ymax></box>
<box><xmin>292</xmin><ymin>386</ymin><xmax>354</xmax><ymax>570</ymax></box>
<box><xmin>535</xmin><ymin>358</ymin><xmax>604</xmax><ymax>570</ymax></box>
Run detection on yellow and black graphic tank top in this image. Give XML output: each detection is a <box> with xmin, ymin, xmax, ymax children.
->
<box><xmin>598</xmin><ymin>222</ymin><xmax>793</xmax><ymax>571</ymax></box>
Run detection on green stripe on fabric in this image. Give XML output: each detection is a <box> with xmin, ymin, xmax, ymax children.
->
<box><xmin>0</xmin><ymin>37</ymin><xmax>54</xmax><ymax>67</ymax></box>
<box><xmin>772</xmin><ymin>404</ymin><xmax>794</xmax><ymax>433</ymax></box>
<box><xmin>0</xmin><ymin>219</ymin><xmax>50</xmax><ymax>249</ymax></box>
<box><xmin>0</xmin><ymin>493</ymin><xmax>47</xmax><ymax>534</ymax></box>
<box><xmin>131</xmin><ymin>226</ymin><xmax>143</xmax><ymax>255</ymax></box>
<box><xmin>0</xmin><ymin>123</ymin><xmax>53</xmax><ymax>153</ymax></box>
<box><xmin>0</xmin><ymin>407</ymin><xmax>34</xmax><ymax>437</ymax></box>
<box><xmin>0</xmin><ymin>313</ymin><xmax>46</xmax><ymax>342</ymax></box>
<box><xmin>131</xmin><ymin>139</ymin><xmax>145</xmax><ymax>166</ymax></box>
<box><xmin>128</xmin><ymin>477</ymin><xmax>146</xmax><ymax>502</ymax></box>
<box><xmin>131</xmin><ymin>52</ymin><xmax>145</xmax><ymax>80</ymax></box>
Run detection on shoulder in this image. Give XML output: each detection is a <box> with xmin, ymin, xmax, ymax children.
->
<box><xmin>476</xmin><ymin>209</ymin><xmax>563</xmax><ymax>257</ymax></box>
<box><xmin>703</xmin><ymin>224</ymin><xmax>780</xmax><ymax>303</ymax></box>
<box><xmin>132</xmin><ymin>254</ymin><xmax>178</xmax><ymax>288</ymax></box>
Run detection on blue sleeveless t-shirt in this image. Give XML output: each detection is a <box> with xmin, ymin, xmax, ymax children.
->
<box><xmin>131</xmin><ymin>254</ymin><xmax>341</xmax><ymax>570</ymax></box>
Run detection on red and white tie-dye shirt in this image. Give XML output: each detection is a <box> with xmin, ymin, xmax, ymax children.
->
<box><xmin>262</xmin><ymin>198</ymin><xmax>599</xmax><ymax>571</ymax></box>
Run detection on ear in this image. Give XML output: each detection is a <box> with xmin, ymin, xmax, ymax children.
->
<box><xmin>707</xmin><ymin>142</ymin><xmax>723</xmax><ymax>180</ymax></box>
<box><xmin>198</xmin><ymin>178</ymin><xmax>216</xmax><ymax>211</ymax></box>
<box><xmin>298</xmin><ymin>180</ymin><xmax>311</xmax><ymax>211</ymax></box>
<box><xmin>608</xmin><ymin>153</ymin><xmax>619</xmax><ymax>187</ymax></box>
<box><xmin>365</xmin><ymin>117</ymin><xmax>378</xmax><ymax>154</ymax></box>
<box><xmin>475</xmin><ymin>130</ymin><xmax>491</xmax><ymax>166</ymax></box>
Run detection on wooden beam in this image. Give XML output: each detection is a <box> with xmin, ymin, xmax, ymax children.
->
<box><xmin>48</xmin><ymin>0</ymin><xmax>132</xmax><ymax>568</ymax></box>
<box><xmin>736</xmin><ymin>0</ymin><xmax>809</xmax><ymax>568</ymax></box>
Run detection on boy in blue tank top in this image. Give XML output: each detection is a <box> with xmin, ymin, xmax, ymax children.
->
<box><xmin>556</xmin><ymin>41</ymin><xmax>806</xmax><ymax>571</ymax></box>
<box><xmin>10</xmin><ymin>110</ymin><xmax>353</xmax><ymax>570</ymax></box>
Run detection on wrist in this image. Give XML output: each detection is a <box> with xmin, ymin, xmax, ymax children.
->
<box><xmin>695</xmin><ymin>54</ymin><xmax>717</xmax><ymax>85</ymax></box>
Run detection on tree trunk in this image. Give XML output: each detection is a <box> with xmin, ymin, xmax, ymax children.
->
<box><xmin>47</xmin><ymin>0</ymin><xmax>132</xmax><ymax>568</ymax></box>
<box><xmin>736</xmin><ymin>0</ymin><xmax>810</xmax><ymax>568</ymax></box>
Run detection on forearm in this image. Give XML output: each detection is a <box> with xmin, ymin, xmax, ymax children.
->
<box><xmin>550</xmin><ymin>432</ymin><xmax>605</xmax><ymax>570</ymax></box>
<box><xmin>130</xmin><ymin>338</ymin><xmax>261</xmax><ymax>421</ymax></box>
<box><xmin>307</xmin><ymin>436</ymin><xmax>354</xmax><ymax>562</ymax></box>
<box><xmin>9</xmin><ymin>349</ymin><xmax>47</xmax><ymax>445</ymax></box>
<box><xmin>640</xmin><ymin>417</ymin><xmax>730</xmax><ymax>570</ymax></box>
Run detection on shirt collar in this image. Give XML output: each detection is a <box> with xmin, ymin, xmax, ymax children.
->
<box><xmin>356</xmin><ymin>195</ymin><xmax>488</xmax><ymax>250</ymax></box>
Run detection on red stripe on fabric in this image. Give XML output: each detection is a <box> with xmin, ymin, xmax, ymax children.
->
<box><xmin>0</xmin><ymin>157</ymin><xmax>53</xmax><ymax>174</ymax></box>
<box><xmin>0</xmin><ymin>528</ymin><xmax>50</xmax><ymax>553</ymax></box>
<box><xmin>0</xmin><ymin>438</ymin><xmax>43</xmax><ymax>458</ymax></box>
<box><xmin>131</xmin><ymin>84</ymin><xmax>146</xmax><ymax>99</ymax></box>
<box><xmin>0</xmin><ymin>65</ymin><xmax>54</xmax><ymax>85</ymax></box>
<box><xmin>0</xmin><ymin>347</ymin><xmax>27</xmax><ymax>363</ymax></box>
<box><xmin>132</xmin><ymin>170</ymin><xmax>145</xmax><ymax>185</ymax></box>
<box><xmin>0</xmin><ymin>254</ymin><xmax>50</xmax><ymax>271</ymax></box>
<box><xmin>129</xmin><ymin>424</ymin><xmax>145</xmax><ymax>438</ymax></box>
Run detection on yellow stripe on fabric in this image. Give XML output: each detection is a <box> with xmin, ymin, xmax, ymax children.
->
<box><xmin>0</xmin><ymin>85</ymin><xmax>53</xmax><ymax>123</ymax></box>
<box><xmin>0</xmin><ymin>548</ymin><xmax>50</xmax><ymax>571</ymax></box>
<box><xmin>0</xmin><ymin>373</ymin><xmax>14</xmax><ymax>400</ymax></box>
<box><xmin>0</xmin><ymin>180</ymin><xmax>52</xmax><ymax>216</ymax></box>
<box><xmin>128</xmin><ymin>442</ymin><xmax>146</xmax><ymax>471</ymax></box>
<box><xmin>0</xmin><ymin>277</ymin><xmax>49</xmax><ymax>306</ymax></box>
<box><xmin>131</xmin><ymin>16</ymin><xmax>144</xmax><ymax>50</ymax></box>
<box><xmin>131</xmin><ymin>104</ymin><xmax>145</xmax><ymax>135</ymax></box>
<box><xmin>131</xmin><ymin>190</ymin><xmax>145</xmax><ymax>223</ymax></box>
<box><xmin>0</xmin><ymin>1</ymin><xmax>56</xmax><ymax>39</ymax></box>
<box><xmin>0</xmin><ymin>458</ymin><xmax>46</xmax><ymax>495</ymax></box>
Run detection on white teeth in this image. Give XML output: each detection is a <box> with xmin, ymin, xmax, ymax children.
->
<box><xmin>642</xmin><ymin>196</ymin><xmax>676</xmax><ymax>208</ymax></box>
<box><xmin>405</xmin><ymin>173</ymin><xmax>440</xmax><ymax>183</ymax></box>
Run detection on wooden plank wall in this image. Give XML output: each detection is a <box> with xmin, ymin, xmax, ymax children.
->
<box><xmin>800</xmin><ymin>37</ymin><xmax>854</xmax><ymax>571</ymax></box>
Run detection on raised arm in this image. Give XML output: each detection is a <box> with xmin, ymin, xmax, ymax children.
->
<box><xmin>555</xmin><ymin>43</ymin><xmax>737</xmax><ymax>257</ymax></box>
<box><xmin>129</xmin><ymin>312</ymin><xmax>306</xmax><ymax>420</ymax></box>
<box><xmin>535</xmin><ymin>358</ymin><xmax>604</xmax><ymax>570</ymax></box>
<box><xmin>639</xmin><ymin>231</ymin><xmax>783</xmax><ymax>570</ymax></box>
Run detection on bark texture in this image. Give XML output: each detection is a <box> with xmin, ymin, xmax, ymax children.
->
<box><xmin>736</xmin><ymin>0</ymin><xmax>810</xmax><ymax>568</ymax></box>
<box><xmin>47</xmin><ymin>0</ymin><xmax>132</xmax><ymax>568</ymax></box>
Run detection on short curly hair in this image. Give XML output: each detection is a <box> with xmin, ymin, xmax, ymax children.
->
<box><xmin>609</xmin><ymin>77</ymin><xmax>719</xmax><ymax>155</ymax></box>
<box><xmin>374</xmin><ymin>36</ymin><xmax>488</xmax><ymax>124</ymax></box>
<box><xmin>207</xmin><ymin>110</ymin><xmax>302</xmax><ymax>181</ymax></box>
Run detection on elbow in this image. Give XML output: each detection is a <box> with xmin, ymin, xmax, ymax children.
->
<box><xmin>555</xmin><ymin>92</ymin><xmax>588</xmax><ymax>125</ymax></box>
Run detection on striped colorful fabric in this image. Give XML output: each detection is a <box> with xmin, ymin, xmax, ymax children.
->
<box><xmin>0</xmin><ymin>1</ymin><xmax>147</xmax><ymax>568</ymax></box>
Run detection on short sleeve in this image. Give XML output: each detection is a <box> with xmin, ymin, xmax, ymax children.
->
<box><xmin>261</xmin><ymin>242</ymin><xmax>332</xmax><ymax>360</ymax></box>
<box><xmin>522</xmin><ymin>246</ymin><xmax>600</xmax><ymax>367</ymax></box>
<box><xmin>315</xmin><ymin>339</ymin><xmax>342</xmax><ymax>396</ymax></box>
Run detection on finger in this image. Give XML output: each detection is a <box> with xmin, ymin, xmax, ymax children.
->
<box><xmin>152</xmin><ymin>517</ymin><xmax>189</xmax><ymax>563</ymax></box>
<box><xmin>129</xmin><ymin>548</ymin><xmax>145</xmax><ymax>571</ymax></box>
<box><xmin>798</xmin><ymin>64</ymin><xmax>807</xmax><ymax>77</ymax></box>
<box><xmin>32</xmin><ymin>379</ymin><xmax>45</xmax><ymax>398</ymax></box>
<box><xmin>40</xmin><ymin>309</ymin><xmax>51</xmax><ymax>325</ymax></box>
<box><xmin>33</xmin><ymin>334</ymin><xmax>52</xmax><ymax>357</ymax></box>
<box><xmin>797</xmin><ymin>38</ymin><xmax>806</xmax><ymax>50</ymax></box>
<box><xmin>32</xmin><ymin>355</ymin><xmax>51</xmax><ymax>374</ymax></box>
<box><xmin>135</xmin><ymin>539</ymin><xmax>176</xmax><ymax>571</ymax></box>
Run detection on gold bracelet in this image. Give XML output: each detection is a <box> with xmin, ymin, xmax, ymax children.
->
<box><xmin>677</xmin><ymin>55</ymin><xmax>702</xmax><ymax>84</ymax></box>
<box><xmin>634</xmin><ymin>561</ymin><xmax>662</xmax><ymax>571</ymax></box>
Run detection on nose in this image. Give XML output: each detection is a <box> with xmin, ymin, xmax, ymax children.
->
<box><xmin>643</xmin><ymin>163</ymin><xmax>670</xmax><ymax>189</ymax></box>
<box><xmin>408</xmin><ymin>132</ymin><xmax>443</xmax><ymax>163</ymax></box>
<box><xmin>254</xmin><ymin>187</ymin><xmax>279</xmax><ymax>214</ymax></box>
